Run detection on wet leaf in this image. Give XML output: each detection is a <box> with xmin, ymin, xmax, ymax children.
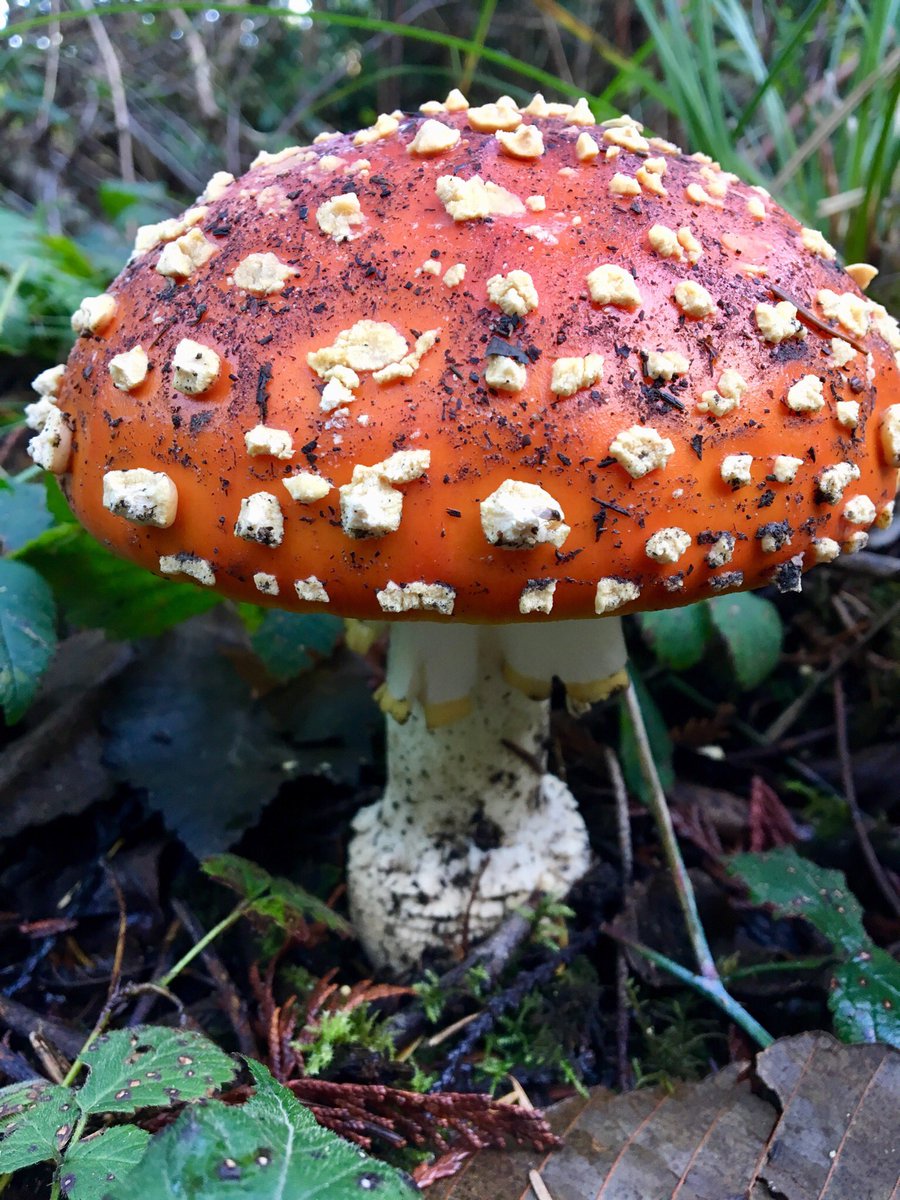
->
<box><xmin>431</xmin><ymin>1063</ymin><xmax>774</xmax><ymax>1198</ymax></box>
<box><xmin>754</xmin><ymin>1032</ymin><xmax>900</xmax><ymax>1199</ymax></box>
<box><xmin>0</xmin><ymin>1082</ymin><xmax>77</xmax><ymax>1172</ymax></box>
<box><xmin>102</xmin><ymin>1060</ymin><xmax>417</xmax><ymax>1199</ymax></box>
<box><xmin>729</xmin><ymin>848</ymin><xmax>900</xmax><ymax>1047</ymax></box>
<box><xmin>103</xmin><ymin>625</ymin><xmax>293</xmax><ymax>855</ymax></box>
<box><xmin>708</xmin><ymin>590</ymin><xmax>782</xmax><ymax>689</ymax></box>
<box><xmin>202</xmin><ymin>853</ymin><xmax>351</xmax><ymax>936</ymax></box>
<box><xmin>830</xmin><ymin>949</ymin><xmax>900</xmax><ymax>1045</ymax></box>
<box><xmin>0</xmin><ymin>557</ymin><xmax>57</xmax><ymax>723</ymax></box>
<box><xmin>77</xmin><ymin>1026</ymin><xmax>236</xmax><ymax>1117</ymax></box>
<box><xmin>729</xmin><ymin>846</ymin><xmax>866</xmax><ymax>954</ymax></box>
<box><xmin>61</xmin><ymin>1126</ymin><xmax>150</xmax><ymax>1200</ymax></box>
<box><xmin>430</xmin><ymin>1035</ymin><xmax>900</xmax><ymax>1199</ymax></box>
<box><xmin>637</xmin><ymin>603</ymin><xmax>712</xmax><ymax>671</ymax></box>
<box><xmin>16</xmin><ymin>524</ymin><xmax>220</xmax><ymax>639</ymax></box>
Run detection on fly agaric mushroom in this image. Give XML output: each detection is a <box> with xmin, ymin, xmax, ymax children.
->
<box><xmin>32</xmin><ymin>94</ymin><xmax>900</xmax><ymax>971</ymax></box>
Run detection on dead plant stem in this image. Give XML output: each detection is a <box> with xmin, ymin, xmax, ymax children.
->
<box><xmin>833</xmin><ymin>672</ymin><xmax>900</xmax><ymax>919</ymax></box>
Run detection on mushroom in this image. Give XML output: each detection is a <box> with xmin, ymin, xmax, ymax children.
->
<box><xmin>35</xmin><ymin>96</ymin><xmax>900</xmax><ymax>971</ymax></box>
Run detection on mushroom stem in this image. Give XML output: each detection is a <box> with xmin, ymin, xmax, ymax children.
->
<box><xmin>347</xmin><ymin>618</ymin><xmax>628</xmax><ymax>971</ymax></box>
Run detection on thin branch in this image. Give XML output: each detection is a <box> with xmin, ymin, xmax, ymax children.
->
<box><xmin>35</xmin><ymin>0</ymin><xmax>61</xmax><ymax>136</ymax></box>
<box><xmin>764</xmin><ymin>596</ymin><xmax>900</xmax><ymax>743</ymax></box>
<box><xmin>623</xmin><ymin>680</ymin><xmax>717</xmax><ymax>982</ymax></box>
<box><xmin>170</xmin><ymin>9</ymin><xmax>218</xmax><ymax>119</ymax></box>
<box><xmin>605</xmin><ymin>745</ymin><xmax>633</xmax><ymax>1090</ymax></box>
<box><xmin>771</xmin><ymin>45</ymin><xmax>900</xmax><ymax>192</ymax></box>
<box><xmin>79</xmin><ymin>0</ymin><xmax>135</xmax><ymax>183</ymax></box>
<box><xmin>833</xmin><ymin>672</ymin><xmax>900</xmax><ymax>919</ymax></box>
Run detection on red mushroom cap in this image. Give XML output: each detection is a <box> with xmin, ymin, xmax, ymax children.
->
<box><xmin>36</xmin><ymin>97</ymin><xmax>900</xmax><ymax>621</ymax></box>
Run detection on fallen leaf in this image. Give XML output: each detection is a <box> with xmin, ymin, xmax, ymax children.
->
<box><xmin>428</xmin><ymin>1033</ymin><xmax>900</xmax><ymax>1199</ymax></box>
<box><xmin>755</xmin><ymin>1032</ymin><xmax>899</xmax><ymax>1200</ymax></box>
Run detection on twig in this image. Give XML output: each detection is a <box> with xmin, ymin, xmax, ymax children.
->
<box><xmin>170</xmin><ymin>900</ymin><xmax>257</xmax><ymax>1056</ymax></box>
<box><xmin>386</xmin><ymin>903</ymin><xmax>538</xmax><ymax>1048</ymax></box>
<box><xmin>832</xmin><ymin>551</ymin><xmax>900</xmax><ymax>580</ymax></box>
<box><xmin>609</xmin><ymin>935</ymin><xmax>774</xmax><ymax>1048</ymax></box>
<box><xmin>833</xmin><ymin>673</ymin><xmax>900</xmax><ymax>919</ymax></box>
<box><xmin>623</xmin><ymin>682</ymin><xmax>717</xmax><ymax>982</ymax></box>
<box><xmin>772</xmin><ymin>45</ymin><xmax>900</xmax><ymax>192</ymax></box>
<box><xmin>0</xmin><ymin>993</ymin><xmax>84</xmax><ymax>1060</ymax></box>
<box><xmin>274</xmin><ymin>0</ymin><xmax>450</xmax><ymax>136</ymax></box>
<box><xmin>156</xmin><ymin>899</ymin><xmax>252</xmax><ymax>990</ymax></box>
<box><xmin>764</xmin><ymin>596</ymin><xmax>900</xmax><ymax>743</ymax></box>
<box><xmin>35</xmin><ymin>0</ymin><xmax>61</xmax><ymax>136</ymax></box>
<box><xmin>432</xmin><ymin>930</ymin><xmax>599</xmax><ymax>1091</ymax></box>
<box><xmin>78</xmin><ymin>0</ymin><xmax>135</xmax><ymax>183</ymax></box>
<box><xmin>604</xmin><ymin>745</ymin><xmax>633</xmax><ymax>1090</ymax></box>
<box><xmin>103</xmin><ymin>864</ymin><xmax>128</xmax><ymax>1009</ymax></box>
<box><xmin>665</xmin><ymin>674</ymin><xmax>845</xmax><ymax>798</ymax></box>
<box><xmin>529</xmin><ymin>1168</ymin><xmax>555</xmax><ymax>1200</ymax></box>
<box><xmin>128</xmin><ymin>917</ymin><xmax>182</xmax><ymax>1025</ymax></box>
<box><xmin>170</xmin><ymin>9</ymin><xmax>218</xmax><ymax>118</ymax></box>
<box><xmin>621</xmin><ymin>682</ymin><xmax>774</xmax><ymax>1049</ymax></box>
<box><xmin>767</xmin><ymin>284</ymin><xmax>867</xmax><ymax>353</ymax></box>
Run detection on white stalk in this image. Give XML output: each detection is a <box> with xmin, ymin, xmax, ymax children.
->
<box><xmin>347</xmin><ymin>617</ymin><xmax>627</xmax><ymax>971</ymax></box>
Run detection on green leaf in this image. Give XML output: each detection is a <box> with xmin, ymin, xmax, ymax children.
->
<box><xmin>203</xmin><ymin>853</ymin><xmax>351</xmax><ymax>936</ymax></box>
<box><xmin>0</xmin><ymin>557</ymin><xmax>57</xmax><ymax>723</ymax></box>
<box><xmin>618</xmin><ymin>670</ymin><xmax>674</xmax><ymax>803</ymax></box>
<box><xmin>39</xmin><ymin>233</ymin><xmax>97</xmax><ymax>280</ymax></box>
<box><xmin>77</xmin><ymin>1027</ymin><xmax>236</xmax><ymax>1118</ymax></box>
<box><xmin>249</xmin><ymin>610</ymin><xmax>343</xmax><ymax>682</ymax></box>
<box><xmin>728</xmin><ymin>847</ymin><xmax>867</xmax><ymax>956</ymax></box>
<box><xmin>44</xmin><ymin>474</ymin><xmax>79</xmax><ymax>524</ymax></box>
<box><xmin>637</xmin><ymin>603</ymin><xmax>712</xmax><ymax>671</ymax></box>
<box><xmin>103</xmin><ymin>1061</ymin><xmax>417</xmax><ymax>1199</ymax></box>
<box><xmin>0</xmin><ymin>1082</ymin><xmax>77</xmax><ymax>1172</ymax></box>
<box><xmin>97</xmin><ymin>179</ymin><xmax>173</xmax><ymax>228</ymax></box>
<box><xmin>202</xmin><ymin>853</ymin><xmax>271</xmax><ymax>902</ymax></box>
<box><xmin>15</xmin><ymin>524</ymin><xmax>220</xmax><ymax>638</ymax></box>
<box><xmin>708</xmin><ymin>591</ymin><xmax>783</xmax><ymax>689</ymax></box>
<box><xmin>61</xmin><ymin>1126</ymin><xmax>151</xmax><ymax>1200</ymax></box>
<box><xmin>830</xmin><ymin>949</ymin><xmax>900</xmax><ymax>1048</ymax></box>
<box><xmin>0</xmin><ymin>475</ymin><xmax>55</xmax><ymax>553</ymax></box>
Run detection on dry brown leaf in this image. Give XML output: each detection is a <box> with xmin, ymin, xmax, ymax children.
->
<box><xmin>754</xmin><ymin>1032</ymin><xmax>900</xmax><ymax>1199</ymax></box>
<box><xmin>428</xmin><ymin>1033</ymin><xmax>900</xmax><ymax>1199</ymax></box>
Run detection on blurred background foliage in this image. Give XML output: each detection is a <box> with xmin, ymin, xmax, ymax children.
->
<box><xmin>0</xmin><ymin>0</ymin><xmax>897</xmax><ymax>376</ymax></box>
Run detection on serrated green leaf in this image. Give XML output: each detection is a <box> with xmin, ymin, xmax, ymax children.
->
<box><xmin>61</xmin><ymin>1126</ymin><xmax>150</xmax><ymax>1200</ymax></box>
<box><xmin>708</xmin><ymin>592</ymin><xmax>783</xmax><ymax>689</ymax></box>
<box><xmin>0</xmin><ymin>476</ymin><xmax>55</xmax><ymax>552</ymax></box>
<box><xmin>637</xmin><ymin>603</ymin><xmax>712</xmax><ymax>671</ymax></box>
<box><xmin>103</xmin><ymin>1061</ymin><xmax>417</xmax><ymax>1199</ymax></box>
<box><xmin>0</xmin><ymin>557</ymin><xmax>57</xmax><ymax>723</ymax></box>
<box><xmin>77</xmin><ymin>1027</ymin><xmax>236</xmax><ymax>1118</ymax></box>
<box><xmin>203</xmin><ymin>853</ymin><xmax>351</xmax><ymax>937</ymax></box>
<box><xmin>618</xmin><ymin>669</ymin><xmax>674</xmax><ymax>803</ymax></box>
<box><xmin>15</xmin><ymin>524</ymin><xmax>220</xmax><ymax>638</ymax></box>
<box><xmin>249</xmin><ymin>610</ymin><xmax>343</xmax><ymax>682</ymax></box>
<box><xmin>0</xmin><ymin>1082</ymin><xmax>77</xmax><ymax>1172</ymax></box>
<box><xmin>830</xmin><ymin>949</ymin><xmax>900</xmax><ymax>1048</ymax></box>
<box><xmin>728</xmin><ymin>847</ymin><xmax>866</xmax><ymax>955</ymax></box>
<box><xmin>202</xmin><ymin>853</ymin><xmax>271</xmax><ymax>902</ymax></box>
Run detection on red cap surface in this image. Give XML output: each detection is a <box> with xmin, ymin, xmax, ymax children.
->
<box><xmin>34</xmin><ymin>96</ymin><xmax>900</xmax><ymax>621</ymax></box>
